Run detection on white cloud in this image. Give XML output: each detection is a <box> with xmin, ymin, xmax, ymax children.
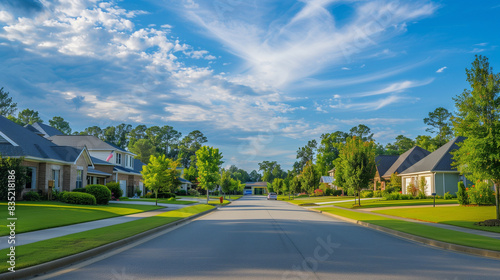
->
<box><xmin>436</xmin><ymin>66</ymin><xmax>447</xmax><ymax>73</ymax></box>
<box><xmin>351</xmin><ymin>79</ymin><xmax>434</xmax><ymax>97</ymax></box>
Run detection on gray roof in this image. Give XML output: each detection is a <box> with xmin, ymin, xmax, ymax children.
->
<box><xmin>244</xmin><ymin>182</ymin><xmax>268</xmax><ymax>186</ymax></box>
<box><xmin>375</xmin><ymin>155</ymin><xmax>399</xmax><ymax>178</ymax></box>
<box><xmin>133</xmin><ymin>158</ymin><xmax>145</xmax><ymax>173</ymax></box>
<box><xmin>87</xmin><ymin>167</ymin><xmax>112</xmax><ymax>177</ymax></box>
<box><xmin>25</xmin><ymin>122</ymin><xmax>64</xmax><ymax>137</ymax></box>
<box><xmin>114</xmin><ymin>165</ymin><xmax>141</xmax><ymax>175</ymax></box>
<box><xmin>399</xmin><ymin>137</ymin><xmax>466</xmax><ymax>175</ymax></box>
<box><xmin>179</xmin><ymin>177</ymin><xmax>192</xmax><ymax>184</ymax></box>
<box><xmin>0</xmin><ymin>116</ymin><xmax>87</xmax><ymax>164</ymax></box>
<box><xmin>320</xmin><ymin>176</ymin><xmax>334</xmax><ymax>183</ymax></box>
<box><xmin>90</xmin><ymin>156</ymin><xmax>115</xmax><ymax>166</ymax></box>
<box><xmin>49</xmin><ymin>135</ymin><xmax>120</xmax><ymax>151</ymax></box>
<box><xmin>382</xmin><ymin>146</ymin><xmax>430</xmax><ymax>178</ymax></box>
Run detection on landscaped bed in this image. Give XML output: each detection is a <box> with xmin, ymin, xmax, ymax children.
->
<box><xmin>374</xmin><ymin>206</ymin><xmax>500</xmax><ymax>233</ymax></box>
<box><xmin>320</xmin><ymin>207</ymin><xmax>500</xmax><ymax>252</ymax></box>
<box><xmin>279</xmin><ymin>195</ymin><xmax>356</xmax><ymax>204</ymax></box>
<box><xmin>333</xmin><ymin>198</ymin><xmax>459</xmax><ymax>209</ymax></box>
<box><xmin>0</xmin><ymin>202</ymin><xmax>162</xmax><ymax>235</ymax></box>
<box><xmin>0</xmin><ymin>204</ymin><xmax>214</xmax><ymax>273</ymax></box>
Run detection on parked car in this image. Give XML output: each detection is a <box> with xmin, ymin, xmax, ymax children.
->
<box><xmin>267</xmin><ymin>192</ymin><xmax>277</xmax><ymax>200</ymax></box>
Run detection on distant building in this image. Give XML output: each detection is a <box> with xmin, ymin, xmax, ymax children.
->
<box><xmin>243</xmin><ymin>182</ymin><xmax>268</xmax><ymax>195</ymax></box>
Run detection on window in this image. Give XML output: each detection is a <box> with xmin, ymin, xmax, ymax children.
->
<box><xmin>52</xmin><ymin>170</ymin><xmax>60</xmax><ymax>190</ymax></box>
<box><xmin>76</xmin><ymin>170</ymin><xmax>83</xmax><ymax>188</ymax></box>
<box><xmin>129</xmin><ymin>155</ymin><xmax>133</xmax><ymax>168</ymax></box>
<box><xmin>25</xmin><ymin>167</ymin><xmax>36</xmax><ymax>189</ymax></box>
<box><xmin>116</xmin><ymin>153</ymin><xmax>122</xmax><ymax>165</ymax></box>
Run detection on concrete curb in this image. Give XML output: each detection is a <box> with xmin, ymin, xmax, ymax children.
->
<box><xmin>307</xmin><ymin>207</ymin><xmax>500</xmax><ymax>260</ymax></box>
<box><xmin>3</xmin><ymin>207</ymin><xmax>218</xmax><ymax>280</ymax></box>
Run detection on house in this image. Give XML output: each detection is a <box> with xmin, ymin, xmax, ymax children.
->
<box><xmin>399</xmin><ymin>137</ymin><xmax>467</xmax><ymax>196</ymax></box>
<box><xmin>320</xmin><ymin>176</ymin><xmax>335</xmax><ymax>189</ymax></box>
<box><xmin>25</xmin><ymin>122</ymin><xmax>64</xmax><ymax>138</ymax></box>
<box><xmin>48</xmin><ymin>135</ymin><xmax>143</xmax><ymax>197</ymax></box>
<box><xmin>243</xmin><ymin>182</ymin><xmax>268</xmax><ymax>195</ymax></box>
<box><xmin>0</xmin><ymin>116</ymin><xmax>93</xmax><ymax>197</ymax></box>
<box><xmin>178</xmin><ymin>178</ymin><xmax>193</xmax><ymax>193</ymax></box>
<box><xmin>373</xmin><ymin>146</ymin><xmax>430</xmax><ymax>190</ymax></box>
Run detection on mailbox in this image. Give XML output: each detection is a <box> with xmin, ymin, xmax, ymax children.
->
<box><xmin>48</xmin><ymin>180</ymin><xmax>55</xmax><ymax>188</ymax></box>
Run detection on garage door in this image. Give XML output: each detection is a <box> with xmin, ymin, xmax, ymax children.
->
<box><xmin>119</xmin><ymin>180</ymin><xmax>127</xmax><ymax>197</ymax></box>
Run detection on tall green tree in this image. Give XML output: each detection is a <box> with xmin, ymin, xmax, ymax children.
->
<box><xmin>0</xmin><ymin>87</ymin><xmax>17</xmax><ymax>117</ymax></box>
<box><xmin>128</xmin><ymin>125</ymin><xmax>148</xmax><ymax>147</ymax></box>
<box><xmin>49</xmin><ymin>116</ymin><xmax>71</xmax><ymax>135</ymax></box>
<box><xmin>451</xmin><ymin>55</ymin><xmax>500</xmax><ymax>219</ymax></box>
<box><xmin>386</xmin><ymin>135</ymin><xmax>415</xmax><ymax>155</ymax></box>
<box><xmin>338</xmin><ymin>137</ymin><xmax>377</xmax><ymax>205</ymax></box>
<box><xmin>0</xmin><ymin>156</ymin><xmax>27</xmax><ymax>200</ymax></box>
<box><xmin>196</xmin><ymin>146</ymin><xmax>223</xmax><ymax>204</ymax></box>
<box><xmin>129</xmin><ymin>139</ymin><xmax>158</xmax><ymax>164</ymax></box>
<box><xmin>349</xmin><ymin>124</ymin><xmax>374</xmax><ymax>142</ymax></box>
<box><xmin>141</xmin><ymin>155</ymin><xmax>181</xmax><ymax>205</ymax></box>
<box><xmin>16</xmin><ymin>109</ymin><xmax>43</xmax><ymax>125</ymax></box>
<box><xmin>424</xmin><ymin>107</ymin><xmax>453</xmax><ymax>147</ymax></box>
<box><xmin>258</xmin><ymin>161</ymin><xmax>284</xmax><ymax>182</ymax></box>
<box><xmin>179</xmin><ymin>130</ymin><xmax>208</xmax><ymax>167</ymax></box>
<box><xmin>415</xmin><ymin>135</ymin><xmax>438</xmax><ymax>152</ymax></box>
<box><xmin>219</xmin><ymin>169</ymin><xmax>232</xmax><ymax>199</ymax></box>
<box><xmin>316</xmin><ymin>131</ymin><xmax>346</xmax><ymax>175</ymax></box>
<box><xmin>300</xmin><ymin>160</ymin><xmax>319</xmax><ymax>194</ymax></box>
<box><xmin>249</xmin><ymin>170</ymin><xmax>261</xmax><ymax>182</ymax></box>
<box><xmin>295</xmin><ymin>139</ymin><xmax>317</xmax><ymax>171</ymax></box>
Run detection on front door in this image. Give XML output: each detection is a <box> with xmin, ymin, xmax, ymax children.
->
<box><xmin>52</xmin><ymin>170</ymin><xmax>60</xmax><ymax>191</ymax></box>
<box><xmin>119</xmin><ymin>180</ymin><xmax>127</xmax><ymax>197</ymax></box>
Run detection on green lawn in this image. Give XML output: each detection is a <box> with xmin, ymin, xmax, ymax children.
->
<box><xmin>119</xmin><ymin>198</ymin><xmax>197</xmax><ymax>205</ymax></box>
<box><xmin>0</xmin><ymin>204</ymin><xmax>214</xmax><ymax>273</ymax></box>
<box><xmin>0</xmin><ymin>202</ymin><xmax>162</xmax><ymax>236</ymax></box>
<box><xmin>374</xmin><ymin>206</ymin><xmax>500</xmax><ymax>233</ymax></box>
<box><xmin>333</xmin><ymin>198</ymin><xmax>459</xmax><ymax>209</ymax></box>
<box><xmin>279</xmin><ymin>195</ymin><xmax>355</xmax><ymax>204</ymax></box>
<box><xmin>320</xmin><ymin>207</ymin><xmax>500</xmax><ymax>251</ymax></box>
<box><xmin>207</xmin><ymin>199</ymin><xmax>230</xmax><ymax>206</ymax></box>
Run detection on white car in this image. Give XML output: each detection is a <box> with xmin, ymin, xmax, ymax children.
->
<box><xmin>267</xmin><ymin>192</ymin><xmax>278</xmax><ymax>200</ymax></box>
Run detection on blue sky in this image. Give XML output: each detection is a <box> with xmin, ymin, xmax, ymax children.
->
<box><xmin>1</xmin><ymin>0</ymin><xmax>499</xmax><ymax>172</ymax></box>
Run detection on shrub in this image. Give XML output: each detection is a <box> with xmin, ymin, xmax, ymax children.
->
<box><xmin>373</xmin><ymin>190</ymin><xmax>383</xmax><ymax>197</ymax></box>
<box><xmin>85</xmin><ymin>184</ymin><xmax>111</xmax><ymax>204</ymax></box>
<box><xmin>314</xmin><ymin>189</ymin><xmax>324</xmax><ymax>196</ymax></box>
<box><xmin>155</xmin><ymin>192</ymin><xmax>176</xmax><ymax>199</ymax></box>
<box><xmin>188</xmin><ymin>189</ymin><xmax>200</xmax><ymax>196</ymax></box>
<box><xmin>444</xmin><ymin>192</ymin><xmax>455</xmax><ymax>200</ymax></box>
<box><xmin>401</xmin><ymin>194</ymin><xmax>414</xmax><ymax>200</ymax></box>
<box><xmin>361</xmin><ymin>190</ymin><xmax>373</xmax><ymax>198</ymax></box>
<box><xmin>467</xmin><ymin>182</ymin><xmax>495</xmax><ymax>205</ymax></box>
<box><xmin>106</xmin><ymin>182</ymin><xmax>122</xmax><ymax>199</ymax></box>
<box><xmin>177</xmin><ymin>189</ymin><xmax>187</xmax><ymax>196</ymax></box>
<box><xmin>384</xmin><ymin>192</ymin><xmax>402</xmax><ymax>200</ymax></box>
<box><xmin>63</xmin><ymin>192</ymin><xmax>96</xmax><ymax>205</ymax></box>
<box><xmin>58</xmin><ymin>191</ymin><xmax>67</xmax><ymax>202</ymax></box>
<box><xmin>406</xmin><ymin>183</ymin><xmax>418</xmax><ymax>197</ymax></box>
<box><xmin>23</xmin><ymin>191</ymin><xmax>41</xmax><ymax>201</ymax></box>
<box><xmin>135</xmin><ymin>187</ymin><xmax>142</xmax><ymax>196</ymax></box>
<box><xmin>331</xmin><ymin>190</ymin><xmax>343</xmax><ymax>196</ymax></box>
<box><xmin>72</xmin><ymin>188</ymin><xmax>86</xmax><ymax>193</ymax></box>
<box><xmin>457</xmin><ymin>181</ymin><xmax>468</xmax><ymax>205</ymax></box>
<box><xmin>417</xmin><ymin>191</ymin><xmax>427</xmax><ymax>199</ymax></box>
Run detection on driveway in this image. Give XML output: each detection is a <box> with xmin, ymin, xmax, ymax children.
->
<box><xmin>43</xmin><ymin>195</ymin><xmax>500</xmax><ymax>280</ymax></box>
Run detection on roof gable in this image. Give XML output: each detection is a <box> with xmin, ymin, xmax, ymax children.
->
<box><xmin>399</xmin><ymin>137</ymin><xmax>466</xmax><ymax>175</ymax></box>
<box><xmin>27</xmin><ymin>122</ymin><xmax>64</xmax><ymax>138</ymax></box>
<box><xmin>375</xmin><ymin>155</ymin><xmax>399</xmax><ymax>178</ymax></box>
<box><xmin>382</xmin><ymin>146</ymin><xmax>430</xmax><ymax>178</ymax></box>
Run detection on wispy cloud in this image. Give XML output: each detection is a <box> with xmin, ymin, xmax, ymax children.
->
<box><xmin>351</xmin><ymin>79</ymin><xmax>434</xmax><ymax>97</ymax></box>
<box><xmin>436</xmin><ymin>66</ymin><xmax>447</xmax><ymax>73</ymax></box>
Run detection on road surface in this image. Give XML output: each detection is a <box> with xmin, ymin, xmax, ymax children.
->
<box><xmin>42</xmin><ymin>196</ymin><xmax>500</xmax><ymax>279</ymax></box>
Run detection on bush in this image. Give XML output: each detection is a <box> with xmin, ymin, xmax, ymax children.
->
<box><xmin>314</xmin><ymin>189</ymin><xmax>324</xmax><ymax>196</ymax></box>
<box><xmin>188</xmin><ymin>189</ymin><xmax>200</xmax><ymax>196</ymax></box>
<box><xmin>373</xmin><ymin>190</ymin><xmax>383</xmax><ymax>197</ymax></box>
<box><xmin>85</xmin><ymin>184</ymin><xmax>111</xmax><ymax>204</ymax></box>
<box><xmin>58</xmin><ymin>191</ymin><xmax>67</xmax><ymax>202</ymax></box>
<box><xmin>331</xmin><ymin>190</ymin><xmax>343</xmax><ymax>196</ymax></box>
<box><xmin>467</xmin><ymin>182</ymin><xmax>495</xmax><ymax>205</ymax></box>
<box><xmin>401</xmin><ymin>194</ymin><xmax>414</xmax><ymax>200</ymax></box>
<box><xmin>384</xmin><ymin>192</ymin><xmax>402</xmax><ymax>200</ymax></box>
<box><xmin>457</xmin><ymin>181</ymin><xmax>468</xmax><ymax>205</ymax></box>
<box><xmin>62</xmin><ymin>192</ymin><xmax>96</xmax><ymax>205</ymax></box>
<box><xmin>177</xmin><ymin>190</ymin><xmax>187</xmax><ymax>196</ymax></box>
<box><xmin>150</xmin><ymin>192</ymin><xmax>176</xmax><ymax>199</ymax></box>
<box><xmin>406</xmin><ymin>183</ymin><xmax>418</xmax><ymax>197</ymax></box>
<box><xmin>106</xmin><ymin>182</ymin><xmax>122</xmax><ymax>199</ymax></box>
<box><xmin>23</xmin><ymin>191</ymin><xmax>41</xmax><ymax>201</ymax></box>
<box><xmin>444</xmin><ymin>192</ymin><xmax>455</xmax><ymax>200</ymax></box>
<box><xmin>72</xmin><ymin>188</ymin><xmax>86</xmax><ymax>193</ymax></box>
<box><xmin>417</xmin><ymin>191</ymin><xmax>427</xmax><ymax>199</ymax></box>
<box><xmin>361</xmin><ymin>190</ymin><xmax>373</xmax><ymax>198</ymax></box>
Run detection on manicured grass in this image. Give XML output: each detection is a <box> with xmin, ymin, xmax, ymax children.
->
<box><xmin>320</xmin><ymin>207</ymin><xmax>500</xmax><ymax>251</ymax></box>
<box><xmin>207</xmin><ymin>199</ymin><xmax>230</xmax><ymax>206</ymax></box>
<box><xmin>0</xmin><ymin>204</ymin><xmax>214</xmax><ymax>273</ymax></box>
<box><xmin>225</xmin><ymin>195</ymin><xmax>243</xmax><ymax>200</ymax></box>
<box><xmin>334</xmin><ymin>198</ymin><xmax>459</xmax><ymax>209</ymax></box>
<box><xmin>119</xmin><ymin>198</ymin><xmax>197</xmax><ymax>205</ymax></box>
<box><xmin>0</xmin><ymin>202</ymin><xmax>162</xmax><ymax>236</ymax></box>
<box><xmin>280</xmin><ymin>195</ymin><xmax>356</xmax><ymax>204</ymax></box>
<box><xmin>375</xmin><ymin>206</ymin><xmax>500</xmax><ymax>233</ymax></box>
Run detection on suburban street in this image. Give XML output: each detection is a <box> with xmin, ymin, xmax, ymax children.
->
<box><xmin>45</xmin><ymin>196</ymin><xmax>500</xmax><ymax>280</ymax></box>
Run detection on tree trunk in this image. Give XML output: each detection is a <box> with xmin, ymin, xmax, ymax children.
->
<box><xmin>359</xmin><ymin>191</ymin><xmax>361</xmax><ymax>206</ymax></box>
<box><xmin>207</xmin><ymin>190</ymin><xmax>209</xmax><ymax>204</ymax></box>
<box><xmin>495</xmin><ymin>181</ymin><xmax>500</xmax><ymax>220</ymax></box>
<box><xmin>155</xmin><ymin>190</ymin><xmax>158</xmax><ymax>206</ymax></box>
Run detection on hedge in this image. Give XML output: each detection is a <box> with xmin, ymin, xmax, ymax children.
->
<box><xmin>86</xmin><ymin>184</ymin><xmax>111</xmax><ymax>204</ymax></box>
<box><xmin>62</xmin><ymin>192</ymin><xmax>96</xmax><ymax>205</ymax></box>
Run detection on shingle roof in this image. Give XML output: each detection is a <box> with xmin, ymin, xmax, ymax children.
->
<box><xmin>375</xmin><ymin>155</ymin><xmax>399</xmax><ymax>178</ymax></box>
<box><xmin>179</xmin><ymin>177</ymin><xmax>192</xmax><ymax>184</ymax></box>
<box><xmin>49</xmin><ymin>135</ymin><xmax>119</xmax><ymax>150</ymax></box>
<box><xmin>0</xmin><ymin>116</ymin><xmax>85</xmax><ymax>163</ymax></box>
<box><xmin>244</xmin><ymin>182</ymin><xmax>268</xmax><ymax>186</ymax></box>
<box><xmin>90</xmin><ymin>156</ymin><xmax>115</xmax><ymax>166</ymax></box>
<box><xmin>114</xmin><ymin>165</ymin><xmax>141</xmax><ymax>175</ymax></box>
<box><xmin>399</xmin><ymin>137</ymin><xmax>466</xmax><ymax>175</ymax></box>
<box><xmin>382</xmin><ymin>146</ymin><xmax>430</xmax><ymax>179</ymax></box>
<box><xmin>25</xmin><ymin>122</ymin><xmax>64</xmax><ymax>137</ymax></box>
<box><xmin>320</xmin><ymin>176</ymin><xmax>334</xmax><ymax>183</ymax></box>
<box><xmin>133</xmin><ymin>158</ymin><xmax>145</xmax><ymax>173</ymax></box>
<box><xmin>87</xmin><ymin>167</ymin><xmax>112</xmax><ymax>176</ymax></box>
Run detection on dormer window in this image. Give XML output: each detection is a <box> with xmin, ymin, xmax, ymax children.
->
<box><xmin>116</xmin><ymin>153</ymin><xmax>122</xmax><ymax>165</ymax></box>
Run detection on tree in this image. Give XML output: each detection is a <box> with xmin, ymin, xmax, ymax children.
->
<box><xmin>300</xmin><ymin>160</ymin><xmax>319</xmax><ymax>194</ymax></box>
<box><xmin>179</xmin><ymin>130</ymin><xmax>207</xmax><ymax>167</ymax></box>
<box><xmin>451</xmin><ymin>55</ymin><xmax>500</xmax><ymax>219</ymax></box>
<box><xmin>0</xmin><ymin>155</ymin><xmax>27</xmax><ymax>200</ymax></box>
<box><xmin>196</xmin><ymin>146</ymin><xmax>223</xmax><ymax>204</ymax></box>
<box><xmin>183</xmin><ymin>165</ymin><xmax>198</xmax><ymax>184</ymax></box>
<box><xmin>316</xmin><ymin>132</ymin><xmax>346</xmax><ymax>175</ymax></box>
<box><xmin>338</xmin><ymin>137</ymin><xmax>376</xmax><ymax>205</ymax></box>
<box><xmin>219</xmin><ymin>169</ymin><xmax>232</xmax><ymax>199</ymax></box>
<box><xmin>258</xmin><ymin>161</ymin><xmax>284</xmax><ymax>182</ymax></box>
<box><xmin>289</xmin><ymin>175</ymin><xmax>301</xmax><ymax>196</ymax></box>
<box><xmin>349</xmin><ymin>124</ymin><xmax>374</xmax><ymax>142</ymax></box>
<box><xmin>81</xmin><ymin>126</ymin><xmax>103</xmax><ymax>138</ymax></box>
<box><xmin>129</xmin><ymin>139</ymin><xmax>158</xmax><ymax>164</ymax></box>
<box><xmin>0</xmin><ymin>87</ymin><xmax>17</xmax><ymax>117</ymax></box>
<box><xmin>128</xmin><ymin>125</ymin><xmax>148</xmax><ymax>147</ymax></box>
<box><xmin>295</xmin><ymin>140</ymin><xmax>317</xmax><ymax>171</ymax></box>
<box><xmin>49</xmin><ymin>116</ymin><xmax>71</xmax><ymax>135</ymax></box>
<box><xmin>249</xmin><ymin>170</ymin><xmax>261</xmax><ymax>182</ymax></box>
<box><xmin>386</xmin><ymin>135</ymin><xmax>415</xmax><ymax>155</ymax></box>
<box><xmin>141</xmin><ymin>155</ymin><xmax>181</xmax><ymax>205</ymax></box>
<box><xmin>387</xmin><ymin>172</ymin><xmax>402</xmax><ymax>192</ymax></box>
<box><xmin>16</xmin><ymin>109</ymin><xmax>43</xmax><ymax>125</ymax></box>
<box><xmin>272</xmin><ymin>178</ymin><xmax>284</xmax><ymax>195</ymax></box>
<box><xmin>424</xmin><ymin>107</ymin><xmax>453</xmax><ymax>147</ymax></box>
<box><xmin>415</xmin><ymin>135</ymin><xmax>438</xmax><ymax>152</ymax></box>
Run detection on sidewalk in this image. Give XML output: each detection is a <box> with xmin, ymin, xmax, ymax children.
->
<box><xmin>319</xmin><ymin>205</ymin><xmax>500</xmax><ymax>240</ymax></box>
<box><xmin>0</xmin><ymin>203</ymin><xmax>187</xmax><ymax>250</ymax></box>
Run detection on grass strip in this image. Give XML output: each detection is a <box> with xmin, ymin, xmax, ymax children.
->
<box><xmin>320</xmin><ymin>207</ymin><xmax>500</xmax><ymax>251</ymax></box>
<box><xmin>0</xmin><ymin>202</ymin><xmax>162</xmax><ymax>235</ymax></box>
<box><xmin>118</xmin><ymin>198</ymin><xmax>196</xmax><ymax>205</ymax></box>
<box><xmin>333</xmin><ymin>199</ymin><xmax>458</xmax><ymax>209</ymax></box>
<box><xmin>207</xmin><ymin>199</ymin><xmax>230</xmax><ymax>206</ymax></box>
<box><xmin>281</xmin><ymin>196</ymin><xmax>356</xmax><ymax>204</ymax></box>
<box><xmin>0</xmin><ymin>204</ymin><xmax>214</xmax><ymax>273</ymax></box>
<box><xmin>374</xmin><ymin>206</ymin><xmax>500</xmax><ymax>234</ymax></box>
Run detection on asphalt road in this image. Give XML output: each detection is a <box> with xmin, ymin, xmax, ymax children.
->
<box><xmin>44</xmin><ymin>196</ymin><xmax>500</xmax><ymax>280</ymax></box>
